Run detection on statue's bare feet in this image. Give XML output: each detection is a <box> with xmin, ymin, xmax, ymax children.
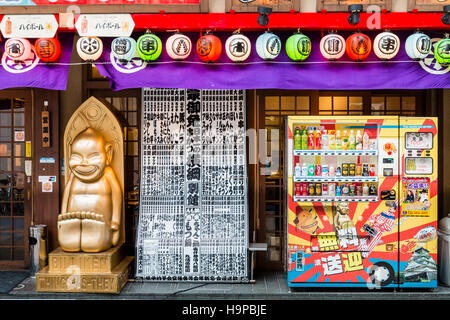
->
<box><xmin>57</xmin><ymin>211</ymin><xmax>81</xmax><ymax>252</ymax></box>
<box><xmin>80</xmin><ymin>211</ymin><xmax>112</xmax><ymax>252</ymax></box>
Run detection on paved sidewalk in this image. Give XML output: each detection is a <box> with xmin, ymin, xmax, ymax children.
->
<box><xmin>2</xmin><ymin>272</ymin><xmax>450</xmax><ymax>300</ymax></box>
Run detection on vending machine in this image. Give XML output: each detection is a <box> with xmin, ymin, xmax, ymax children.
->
<box><xmin>285</xmin><ymin>116</ymin><xmax>438</xmax><ymax>288</ymax></box>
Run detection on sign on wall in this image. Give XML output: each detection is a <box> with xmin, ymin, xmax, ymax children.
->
<box><xmin>0</xmin><ymin>0</ymin><xmax>200</xmax><ymax>5</ymax></box>
<box><xmin>75</xmin><ymin>14</ymin><xmax>134</xmax><ymax>37</ymax></box>
<box><xmin>135</xmin><ymin>88</ymin><xmax>248</xmax><ymax>282</ymax></box>
<box><xmin>0</xmin><ymin>15</ymin><xmax>58</xmax><ymax>38</ymax></box>
<box><xmin>318</xmin><ymin>0</ymin><xmax>392</xmax><ymax>11</ymax></box>
<box><xmin>409</xmin><ymin>0</ymin><xmax>450</xmax><ymax>11</ymax></box>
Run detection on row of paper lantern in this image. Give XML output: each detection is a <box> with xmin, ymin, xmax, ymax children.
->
<box><xmin>96</xmin><ymin>31</ymin><xmax>449</xmax><ymax>65</ymax></box>
<box><xmin>2</xmin><ymin>31</ymin><xmax>450</xmax><ymax>66</ymax></box>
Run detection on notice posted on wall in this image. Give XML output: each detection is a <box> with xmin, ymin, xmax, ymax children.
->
<box><xmin>135</xmin><ymin>88</ymin><xmax>248</xmax><ymax>283</ymax></box>
<box><xmin>402</xmin><ymin>177</ymin><xmax>431</xmax><ymax>217</ymax></box>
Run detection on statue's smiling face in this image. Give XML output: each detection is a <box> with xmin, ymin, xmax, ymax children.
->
<box><xmin>69</xmin><ymin>128</ymin><xmax>111</xmax><ymax>182</ymax></box>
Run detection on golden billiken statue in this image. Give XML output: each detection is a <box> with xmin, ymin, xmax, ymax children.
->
<box><xmin>58</xmin><ymin>128</ymin><xmax>122</xmax><ymax>253</ymax></box>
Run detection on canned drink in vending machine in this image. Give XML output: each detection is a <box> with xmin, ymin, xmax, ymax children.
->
<box><xmin>363</xmin><ymin>164</ymin><xmax>369</xmax><ymax>176</ymax></box>
<box><xmin>356</xmin><ymin>184</ymin><xmax>363</xmax><ymax>196</ymax></box>
<box><xmin>369</xmin><ymin>164</ymin><xmax>376</xmax><ymax>176</ymax></box>
<box><xmin>322</xmin><ymin>165</ymin><xmax>329</xmax><ymax>176</ymax></box>
<box><xmin>349</xmin><ymin>183</ymin><xmax>356</xmax><ymax>196</ymax></box>
<box><xmin>301</xmin><ymin>183</ymin><xmax>308</xmax><ymax>196</ymax></box>
<box><xmin>342</xmin><ymin>184</ymin><xmax>349</xmax><ymax>196</ymax></box>
<box><xmin>295</xmin><ymin>184</ymin><xmax>301</xmax><ymax>197</ymax></box>
<box><xmin>322</xmin><ymin>183</ymin><xmax>328</xmax><ymax>196</ymax></box>
<box><xmin>308</xmin><ymin>183</ymin><xmax>316</xmax><ymax>196</ymax></box>
<box><xmin>349</xmin><ymin>163</ymin><xmax>356</xmax><ymax>176</ymax></box>
<box><xmin>342</xmin><ymin>163</ymin><xmax>349</xmax><ymax>176</ymax></box>
<box><xmin>328</xmin><ymin>183</ymin><xmax>335</xmax><ymax>196</ymax></box>
<box><xmin>315</xmin><ymin>183</ymin><xmax>322</xmax><ymax>196</ymax></box>
<box><xmin>315</xmin><ymin>164</ymin><xmax>322</xmax><ymax>176</ymax></box>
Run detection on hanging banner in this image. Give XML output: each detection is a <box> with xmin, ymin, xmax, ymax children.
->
<box><xmin>0</xmin><ymin>0</ymin><xmax>199</xmax><ymax>5</ymax></box>
<box><xmin>0</xmin><ymin>33</ymin><xmax>73</xmax><ymax>90</ymax></box>
<box><xmin>75</xmin><ymin>14</ymin><xmax>135</xmax><ymax>37</ymax></box>
<box><xmin>135</xmin><ymin>88</ymin><xmax>249</xmax><ymax>282</ymax></box>
<box><xmin>96</xmin><ymin>31</ymin><xmax>450</xmax><ymax>91</ymax></box>
<box><xmin>0</xmin><ymin>15</ymin><xmax>58</xmax><ymax>38</ymax></box>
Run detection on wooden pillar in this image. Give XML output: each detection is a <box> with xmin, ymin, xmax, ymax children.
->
<box><xmin>33</xmin><ymin>89</ymin><xmax>60</xmax><ymax>252</ymax></box>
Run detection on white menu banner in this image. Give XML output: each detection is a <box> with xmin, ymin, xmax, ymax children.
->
<box><xmin>0</xmin><ymin>15</ymin><xmax>58</xmax><ymax>38</ymax></box>
<box><xmin>135</xmin><ymin>88</ymin><xmax>249</xmax><ymax>282</ymax></box>
<box><xmin>75</xmin><ymin>14</ymin><xmax>135</xmax><ymax>37</ymax></box>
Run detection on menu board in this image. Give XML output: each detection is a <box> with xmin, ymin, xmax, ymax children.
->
<box><xmin>135</xmin><ymin>88</ymin><xmax>248</xmax><ymax>282</ymax></box>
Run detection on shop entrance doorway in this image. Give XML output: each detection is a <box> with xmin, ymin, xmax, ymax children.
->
<box><xmin>0</xmin><ymin>89</ymin><xmax>32</xmax><ymax>269</ymax></box>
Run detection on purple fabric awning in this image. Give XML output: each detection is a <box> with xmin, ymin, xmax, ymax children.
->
<box><xmin>95</xmin><ymin>31</ymin><xmax>450</xmax><ymax>91</ymax></box>
<box><xmin>0</xmin><ymin>34</ymin><xmax>73</xmax><ymax>91</ymax></box>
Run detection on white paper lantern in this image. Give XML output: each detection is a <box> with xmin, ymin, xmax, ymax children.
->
<box><xmin>320</xmin><ymin>33</ymin><xmax>345</xmax><ymax>61</ymax></box>
<box><xmin>225</xmin><ymin>33</ymin><xmax>251</xmax><ymax>62</ymax></box>
<box><xmin>405</xmin><ymin>32</ymin><xmax>432</xmax><ymax>61</ymax></box>
<box><xmin>373</xmin><ymin>31</ymin><xmax>400</xmax><ymax>60</ymax></box>
<box><xmin>111</xmin><ymin>37</ymin><xmax>136</xmax><ymax>62</ymax></box>
<box><xmin>166</xmin><ymin>33</ymin><xmax>192</xmax><ymax>60</ymax></box>
<box><xmin>77</xmin><ymin>36</ymin><xmax>103</xmax><ymax>62</ymax></box>
<box><xmin>256</xmin><ymin>32</ymin><xmax>281</xmax><ymax>61</ymax></box>
<box><xmin>4</xmin><ymin>38</ymin><xmax>33</xmax><ymax>62</ymax></box>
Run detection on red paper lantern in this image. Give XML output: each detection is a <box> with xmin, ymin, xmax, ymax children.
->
<box><xmin>196</xmin><ymin>33</ymin><xmax>222</xmax><ymax>62</ymax></box>
<box><xmin>346</xmin><ymin>33</ymin><xmax>372</xmax><ymax>61</ymax></box>
<box><xmin>34</xmin><ymin>38</ymin><xmax>61</xmax><ymax>62</ymax></box>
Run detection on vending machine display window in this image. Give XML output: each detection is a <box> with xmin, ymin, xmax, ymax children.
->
<box><xmin>405</xmin><ymin>157</ymin><xmax>433</xmax><ymax>175</ymax></box>
<box><xmin>405</xmin><ymin>132</ymin><xmax>433</xmax><ymax>150</ymax></box>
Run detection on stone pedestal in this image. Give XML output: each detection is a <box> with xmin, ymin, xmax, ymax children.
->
<box><xmin>36</xmin><ymin>246</ymin><xmax>133</xmax><ymax>293</ymax></box>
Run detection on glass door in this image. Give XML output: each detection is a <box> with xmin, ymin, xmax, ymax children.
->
<box><xmin>0</xmin><ymin>90</ymin><xmax>32</xmax><ymax>269</ymax></box>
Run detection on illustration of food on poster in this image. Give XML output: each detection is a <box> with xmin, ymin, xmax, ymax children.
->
<box><xmin>402</xmin><ymin>177</ymin><xmax>431</xmax><ymax>217</ymax></box>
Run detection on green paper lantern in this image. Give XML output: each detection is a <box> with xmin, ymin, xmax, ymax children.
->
<box><xmin>136</xmin><ymin>32</ymin><xmax>162</xmax><ymax>61</ymax></box>
<box><xmin>286</xmin><ymin>33</ymin><xmax>311</xmax><ymax>62</ymax></box>
<box><xmin>434</xmin><ymin>37</ymin><xmax>450</xmax><ymax>66</ymax></box>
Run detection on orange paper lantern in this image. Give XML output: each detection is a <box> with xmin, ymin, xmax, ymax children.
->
<box><xmin>346</xmin><ymin>33</ymin><xmax>372</xmax><ymax>61</ymax></box>
<box><xmin>196</xmin><ymin>33</ymin><xmax>222</xmax><ymax>63</ymax></box>
<box><xmin>35</xmin><ymin>38</ymin><xmax>61</xmax><ymax>62</ymax></box>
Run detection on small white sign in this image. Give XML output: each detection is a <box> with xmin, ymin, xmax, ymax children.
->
<box><xmin>40</xmin><ymin>157</ymin><xmax>56</xmax><ymax>164</ymax></box>
<box><xmin>38</xmin><ymin>175</ymin><xmax>56</xmax><ymax>183</ymax></box>
<box><xmin>14</xmin><ymin>130</ymin><xmax>25</xmax><ymax>142</ymax></box>
<box><xmin>75</xmin><ymin>14</ymin><xmax>134</xmax><ymax>37</ymax></box>
<box><xmin>42</xmin><ymin>181</ymin><xmax>53</xmax><ymax>193</ymax></box>
<box><xmin>0</xmin><ymin>15</ymin><xmax>58</xmax><ymax>38</ymax></box>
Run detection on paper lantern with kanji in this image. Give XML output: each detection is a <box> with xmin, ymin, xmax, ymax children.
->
<box><xmin>196</xmin><ymin>33</ymin><xmax>222</xmax><ymax>63</ymax></box>
<box><xmin>76</xmin><ymin>36</ymin><xmax>103</xmax><ymax>62</ymax></box>
<box><xmin>373</xmin><ymin>31</ymin><xmax>400</xmax><ymax>60</ymax></box>
<box><xmin>34</xmin><ymin>38</ymin><xmax>61</xmax><ymax>62</ymax></box>
<box><xmin>137</xmin><ymin>32</ymin><xmax>162</xmax><ymax>61</ymax></box>
<box><xmin>320</xmin><ymin>33</ymin><xmax>345</xmax><ymax>61</ymax></box>
<box><xmin>111</xmin><ymin>37</ymin><xmax>137</xmax><ymax>62</ymax></box>
<box><xmin>256</xmin><ymin>32</ymin><xmax>281</xmax><ymax>61</ymax></box>
<box><xmin>4</xmin><ymin>38</ymin><xmax>33</xmax><ymax>62</ymax></box>
<box><xmin>285</xmin><ymin>32</ymin><xmax>311</xmax><ymax>62</ymax></box>
<box><xmin>225</xmin><ymin>33</ymin><xmax>251</xmax><ymax>63</ymax></box>
<box><xmin>166</xmin><ymin>33</ymin><xmax>192</xmax><ymax>60</ymax></box>
<box><xmin>346</xmin><ymin>33</ymin><xmax>372</xmax><ymax>61</ymax></box>
<box><xmin>405</xmin><ymin>32</ymin><xmax>431</xmax><ymax>61</ymax></box>
<box><xmin>434</xmin><ymin>37</ymin><xmax>450</xmax><ymax>66</ymax></box>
